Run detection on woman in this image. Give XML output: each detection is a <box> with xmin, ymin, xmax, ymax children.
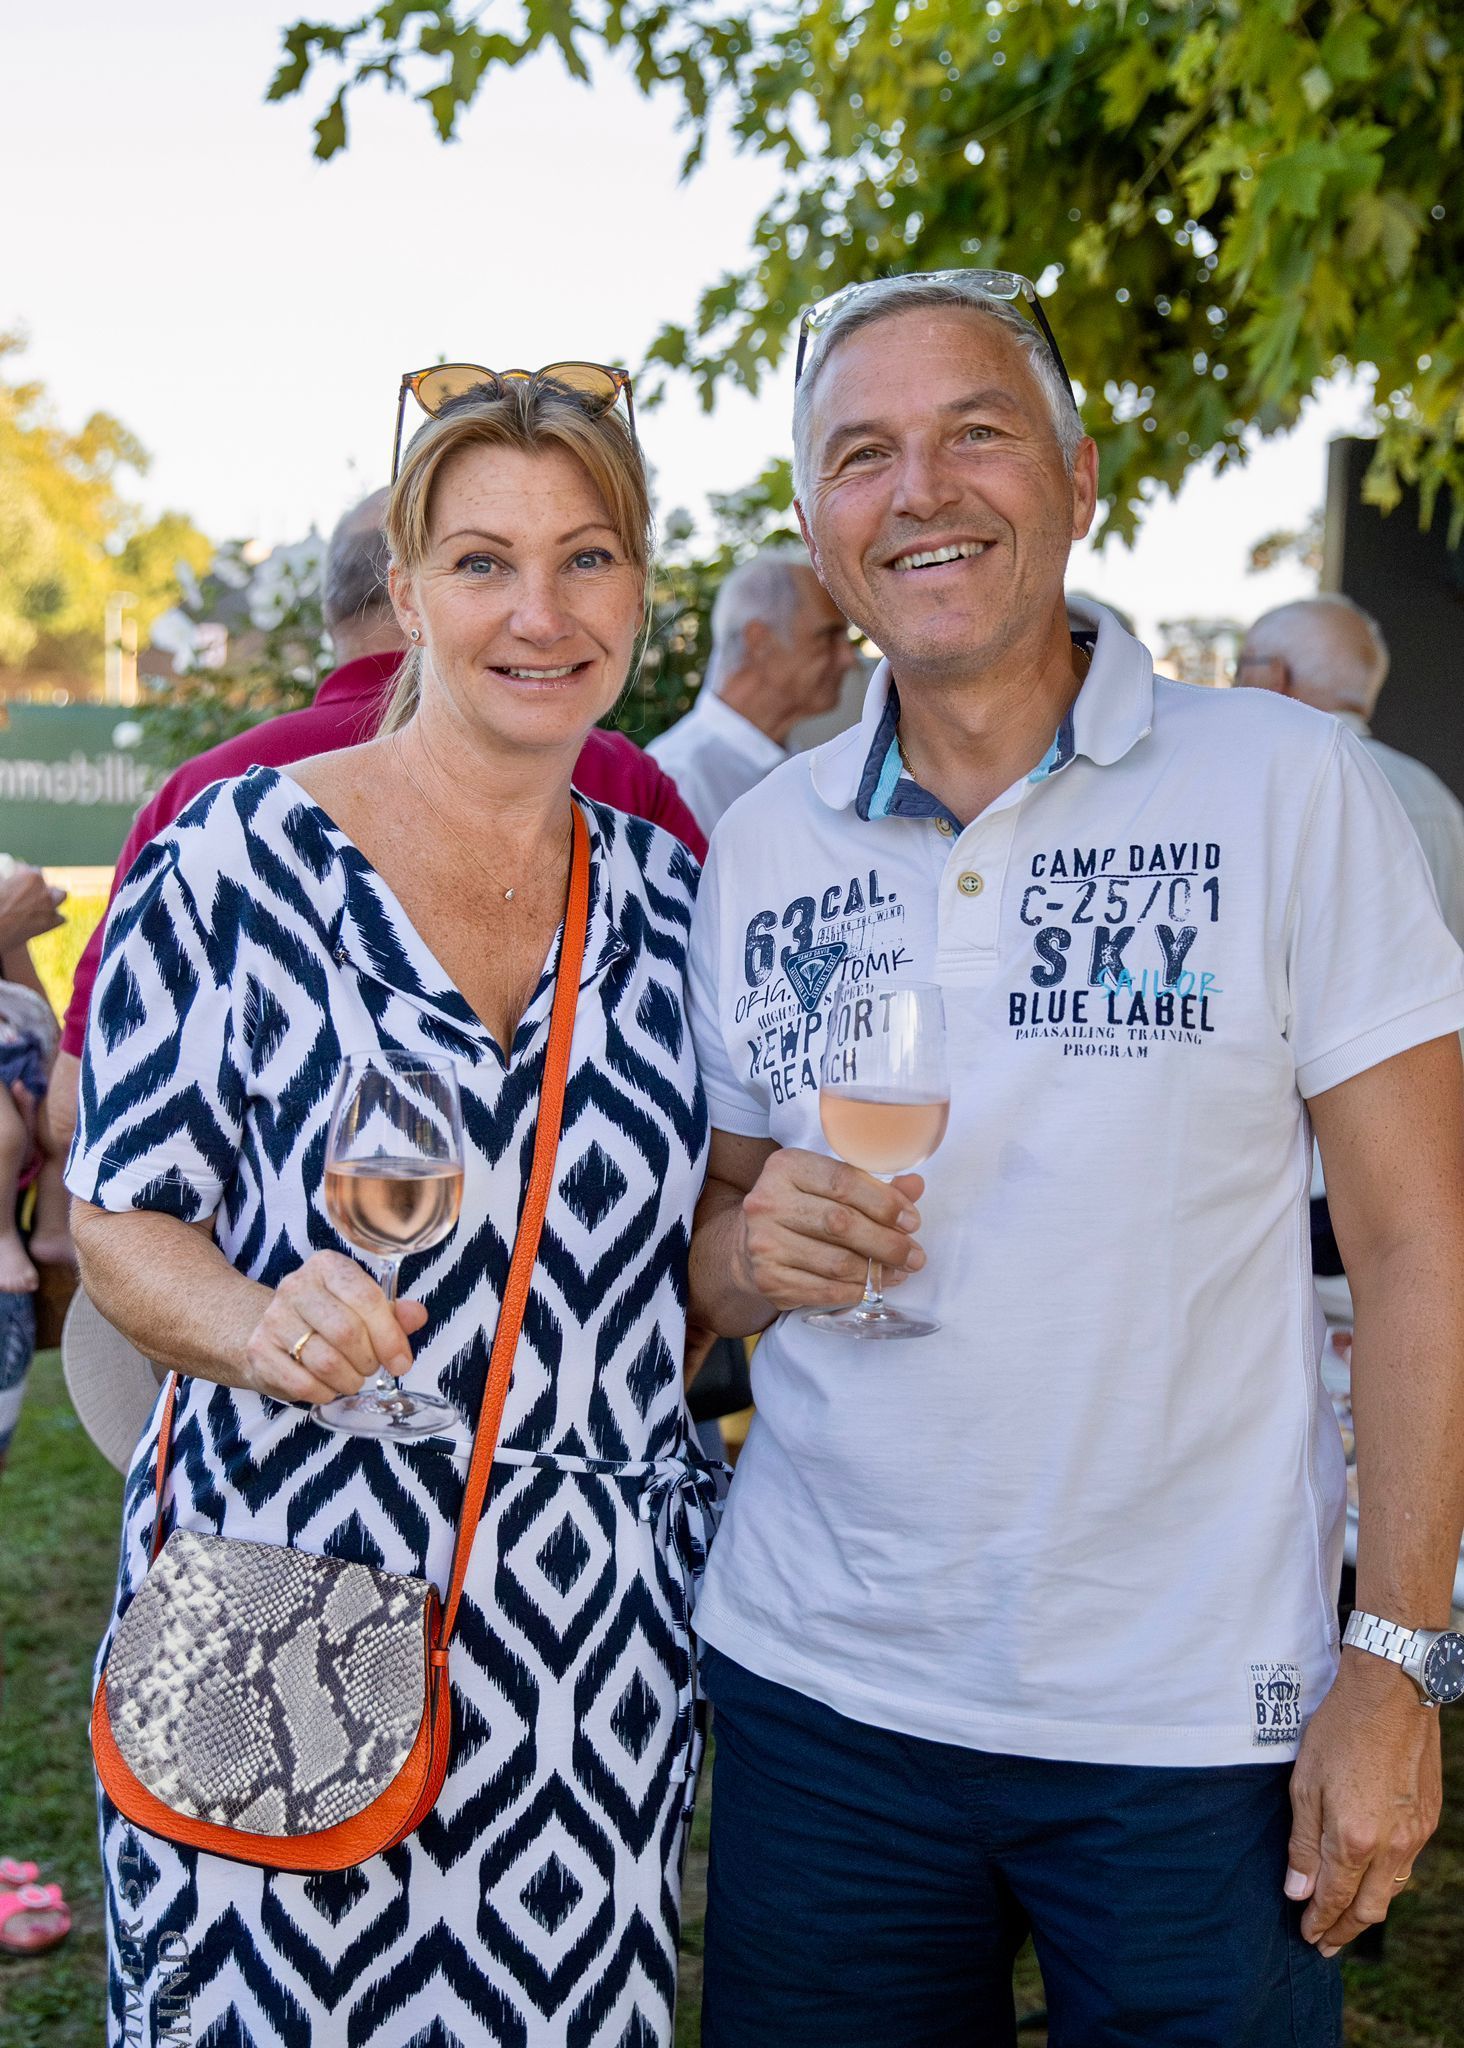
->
<box><xmin>68</xmin><ymin>376</ymin><xmax>715</xmax><ymax>2045</ymax></box>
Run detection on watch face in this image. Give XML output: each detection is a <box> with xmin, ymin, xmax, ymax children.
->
<box><xmin>1422</xmin><ymin>1633</ymin><xmax>1464</xmax><ymax>1704</ymax></box>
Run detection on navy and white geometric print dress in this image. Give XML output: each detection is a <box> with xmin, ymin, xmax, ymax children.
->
<box><xmin>68</xmin><ymin>767</ymin><xmax>718</xmax><ymax>2048</ymax></box>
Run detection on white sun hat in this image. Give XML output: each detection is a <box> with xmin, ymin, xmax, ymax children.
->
<box><xmin>60</xmin><ymin>1288</ymin><xmax>168</xmax><ymax>1475</ymax></box>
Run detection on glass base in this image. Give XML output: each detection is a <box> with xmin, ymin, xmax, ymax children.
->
<box><xmin>803</xmin><ymin>1303</ymin><xmax>942</xmax><ymax>1340</ymax></box>
<box><xmin>312</xmin><ymin>1387</ymin><xmax>466</xmax><ymax>1441</ymax></box>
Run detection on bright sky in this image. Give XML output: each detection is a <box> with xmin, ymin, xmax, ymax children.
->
<box><xmin>6</xmin><ymin>0</ymin><xmax>1368</xmax><ymax>647</ymax></box>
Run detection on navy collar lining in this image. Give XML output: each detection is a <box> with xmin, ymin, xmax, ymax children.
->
<box><xmin>853</xmin><ymin>633</ymin><xmax>1096</xmax><ymax>828</ymax></box>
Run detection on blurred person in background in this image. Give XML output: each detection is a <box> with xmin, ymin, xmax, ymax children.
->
<box><xmin>648</xmin><ymin>545</ymin><xmax>861</xmax><ymax>834</ymax></box>
<box><xmin>1238</xmin><ymin>594</ymin><xmax>1464</xmax><ymax>945</ymax></box>
<box><xmin>0</xmin><ymin>860</ymin><xmax>68</xmax><ymax>1296</ymax></box>
<box><xmin>1238</xmin><ymin>598</ymin><xmax>1464</xmax><ymax>1549</ymax></box>
<box><xmin>47</xmin><ymin>489</ymin><xmax>705</xmax><ymax>1162</ymax></box>
<box><xmin>0</xmin><ymin>860</ymin><xmax>72</xmax><ymax>1957</ymax></box>
<box><xmin>0</xmin><ymin>858</ymin><xmax>70</xmax><ymax>1453</ymax></box>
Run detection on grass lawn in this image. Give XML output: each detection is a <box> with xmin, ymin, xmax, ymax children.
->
<box><xmin>2</xmin><ymin>1351</ymin><xmax>1461</xmax><ymax>2045</ymax></box>
<box><xmin>0</xmin><ymin>1352</ymin><xmax>122</xmax><ymax>2043</ymax></box>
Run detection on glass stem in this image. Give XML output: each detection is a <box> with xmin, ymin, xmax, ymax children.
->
<box><xmin>372</xmin><ymin>1258</ymin><xmax>405</xmax><ymax>1404</ymax></box>
<box><xmin>862</xmin><ymin>1258</ymin><xmax>884</xmax><ymax>1312</ymax></box>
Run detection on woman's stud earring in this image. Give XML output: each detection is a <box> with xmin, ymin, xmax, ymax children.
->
<box><xmin>410</xmin><ymin>628</ymin><xmax>421</xmax><ymax>642</ymax></box>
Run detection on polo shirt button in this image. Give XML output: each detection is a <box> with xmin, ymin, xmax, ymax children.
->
<box><xmin>958</xmin><ymin>871</ymin><xmax>984</xmax><ymax>897</ymax></box>
<box><xmin>935</xmin><ymin>817</ymin><xmax>954</xmax><ymax>836</ymax></box>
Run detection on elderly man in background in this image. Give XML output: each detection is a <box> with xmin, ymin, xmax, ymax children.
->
<box><xmin>648</xmin><ymin>545</ymin><xmax>861</xmax><ymax>833</ymax></box>
<box><xmin>686</xmin><ymin>272</ymin><xmax>1464</xmax><ymax>2047</ymax></box>
<box><xmin>48</xmin><ymin>488</ymin><xmax>706</xmax><ymax>1161</ymax></box>
<box><xmin>1239</xmin><ymin>594</ymin><xmax>1464</xmax><ymax>945</ymax></box>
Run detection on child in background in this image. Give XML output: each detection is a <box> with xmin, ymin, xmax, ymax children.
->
<box><xmin>0</xmin><ymin>969</ymin><xmax>60</xmax><ymax>1293</ymax></box>
<box><xmin>0</xmin><ymin>858</ymin><xmax>73</xmax><ymax>1956</ymax></box>
<box><xmin>0</xmin><ymin>853</ymin><xmax>70</xmax><ymax>1295</ymax></box>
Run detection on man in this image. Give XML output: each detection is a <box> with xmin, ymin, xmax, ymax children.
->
<box><xmin>685</xmin><ymin>274</ymin><xmax>1464</xmax><ymax>2045</ymax></box>
<box><xmin>49</xmin><ymin>490</ymin><xmax>706</xmax><ymax>1156</ymax></box>
<box><xmin>648</xmin><ymin>545</ymin><xmax>861</xmax><ymax>832</ymax></box>
<box><xmin>1239</xmin><ymin>594</ymin><xmax>1464</xmax><ymax>945</ymax></box>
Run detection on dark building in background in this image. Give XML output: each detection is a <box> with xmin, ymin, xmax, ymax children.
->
<box><xmin>1324</xmin><ymin>436</ymin><xmax>1464</xmax><ymax>802</ymax></box>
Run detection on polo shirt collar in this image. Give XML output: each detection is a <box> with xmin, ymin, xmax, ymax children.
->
<box><xmin>313</xmin><ymin>649</ymin><xmax>404</xmax><ymax>709</ymax></box>
<box><xmin>1064</xmin><ymin>596</ymin><xmax>1155</xmax><ymax>767</ymax></box>
<box><xmin>808</xmin><ymin>598</ymin><xmax>1154</xmax><ymax>819</ymax></box>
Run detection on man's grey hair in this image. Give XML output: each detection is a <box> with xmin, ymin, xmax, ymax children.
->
<box><xmin>707</xmin><ymin>545</ymin><xmax>815</xmax><ymax>690</ymax></box>
<box><xmin>323</xmin><ymin>487</ymin><xmax>393</xmax><ymax>630</ymax></box>
<box><xmin>1244</xmin><ymin>594</ymin><xmax>1390</xmax><ymax>715</ymax></box>
<box><xmin>792</xmin><ymin>276</ymin><xmax>1086</xmax><ymax>501</ymax></box>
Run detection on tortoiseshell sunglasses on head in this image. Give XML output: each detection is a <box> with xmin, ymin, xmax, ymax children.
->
<box><xmin>391</xmin><ymin>361</ymin><xmax>636</xmax><ymax>482</ymax></box>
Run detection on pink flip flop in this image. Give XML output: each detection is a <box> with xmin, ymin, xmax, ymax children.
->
<box><xmin>0</xmin><ymin>1860</ymin><xmax>38</xmax><ymax>1886</ymax></box>
<box><xmin>0</xmin><ymin>1881</ymin><xmax>71</xmax><ymax>1955</ymax></box>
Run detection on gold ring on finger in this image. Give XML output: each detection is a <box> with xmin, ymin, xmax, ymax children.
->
<box><xmin>1392</xmin><ymin>1870</ymin><xmax>1412</xmax><ymax>1885</ymax></box>
<box><xmin>289</xmin><ymin>1328</ymin><xmax>313</xmax><ymax>1363</ymax></box>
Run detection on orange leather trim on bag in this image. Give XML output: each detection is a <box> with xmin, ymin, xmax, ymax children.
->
<box><xmin>92</xmin><ymin>1597</ymin><xmax>451</xmax><ymax>1872</ymax></box>
<box><xmin>93</xmin><ymin>805</ymin><xmax>591</xmax><ymax>1872</ymax></box>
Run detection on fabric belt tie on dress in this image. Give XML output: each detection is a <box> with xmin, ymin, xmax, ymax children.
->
<box><xmin>492</xmin><ymin>1446</ymin><xmax>730</xmax><ymax>1785</ymax></box>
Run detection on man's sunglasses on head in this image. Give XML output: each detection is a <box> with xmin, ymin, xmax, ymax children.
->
<box><xmin>793</xmin><ymin>268</ymin><xmax>1075</xmax><ymax>403</ymax></box>
<box><xmin>391</xmin><ymin>361</ymin><xmax>636</xmax><ymax>482</ymax></box>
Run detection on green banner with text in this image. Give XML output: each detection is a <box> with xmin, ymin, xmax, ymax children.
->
<box><xmin>0</xmin><ymin>706</ymin><xmax>165</xmax><ymax>867</ymax></box>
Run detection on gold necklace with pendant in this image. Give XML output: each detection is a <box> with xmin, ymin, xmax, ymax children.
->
<box><xmin>392</xmin><ymin>735</ymin><xmax>570</xmax><ymax>904</ymax></box>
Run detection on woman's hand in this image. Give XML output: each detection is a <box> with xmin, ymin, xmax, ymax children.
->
<box><xmin>735</xmin><ymin>1148</ymin><xmax>925</xmax><ymax>1315</ymax></box>
<box><xmin>245</xmin><ymin>1251</ymin><xmax>429</xmax><ymax>1405</ymax></box>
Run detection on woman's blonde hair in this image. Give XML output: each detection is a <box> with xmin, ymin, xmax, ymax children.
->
<box><xmin>381</xmin><ymin>380</ymin><xmax>654</xmax><ymax>734</ymax></box>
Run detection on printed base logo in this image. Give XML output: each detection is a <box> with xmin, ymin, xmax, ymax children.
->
<box><xmin>784</xmin><ymin>942</ymin><xmax>847</xmax><ymax>1013</ymax></box>
<box><xmin>1250</xmin><ymin>1662</ymin><xmax>1304</xmax><ymax>1745</ymax></box>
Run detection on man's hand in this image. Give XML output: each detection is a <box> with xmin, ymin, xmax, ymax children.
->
<box><xmin>0</xmin><ymin>864</ymin><xmax>65</xmax><ymax>951</ymax></box>
<box><xmin>1286</xmin><ymin>1650</ymin><xmax>1442</xmax><ymax>1954</ymax></box>
<box><xmin>736</xmin><ymin>1146</ymin><xmax>925</xmax><ymax>1314</ymax></box>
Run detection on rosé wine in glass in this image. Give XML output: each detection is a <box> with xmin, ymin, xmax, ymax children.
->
<box><xmin>807</xmin><ymin>982</ymin><xmax>949</xmax><ymax>1341</ymax></box>
<box><xmin>313</xmin><ymin>1052</ymin><xmax>467</xmax><ymax>1440</ymax></box>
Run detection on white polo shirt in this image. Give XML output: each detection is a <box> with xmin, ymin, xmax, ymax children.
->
<box><xmin>1336</xmin><ymin>711</ymin><xmax>1464</xmax><ymax>950</ymax></box>
<box><xmin>688</xmin><ymin>602</ymin><xmax>1464</xmax><ymax>1768</ymax></box>
<box><xmin>648</xmin><ymin>689</ymin><xmax>787</xmax><ymax>835</ymax></box>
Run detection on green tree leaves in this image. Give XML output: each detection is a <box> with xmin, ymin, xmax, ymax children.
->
<box><xmin>145</xmin><ymin>539</ymin><xmax>332</xmax><ymax>766</ymax></box>
<box><xmin>269</xmin><ymin>1</ymin><xmax>1464</xmax><ymax>542</ymax></box>
<box><xmin>0</xmin><ymin>337</ymin><xmax>212</xmax><ymax>681</ymax></box>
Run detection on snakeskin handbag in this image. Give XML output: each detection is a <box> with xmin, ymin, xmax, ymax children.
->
<box><xmin>91</xmin><ymin>808</ymin><xmax>591</xmax><ymax>1873</ymax></box>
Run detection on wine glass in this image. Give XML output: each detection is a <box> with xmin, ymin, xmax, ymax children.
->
<box><xmin>806</xmin><ymin>982</ymin><xmax>949</xmax><ymax>1341</ymax></box>
<box><xmin>312</xmin><ymin>1051</ymin><xmax>466</xmax><ymax>1439</ymax></box>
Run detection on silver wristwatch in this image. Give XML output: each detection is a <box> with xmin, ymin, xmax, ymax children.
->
<box><xmin>1342</xmin><ymin>1611</ymin><xmax>1464</xmax><ymax>1707</ymax></box>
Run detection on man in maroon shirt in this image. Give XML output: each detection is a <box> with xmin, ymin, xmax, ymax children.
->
<box><xmin>49</xmin><ymin>490</ymin><xmax>705</xmax><ymax>1156</ymax></box>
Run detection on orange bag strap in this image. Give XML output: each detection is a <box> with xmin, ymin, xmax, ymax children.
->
<box><xmin>147</xmin><ymin>803</ymin><xmax>592</xmax><ymax>1606</ymax></box>
<box><xmin>148</xmin><ymin>1374</ymin><xmax>179</xmax><ymax>1562</ymax></box>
